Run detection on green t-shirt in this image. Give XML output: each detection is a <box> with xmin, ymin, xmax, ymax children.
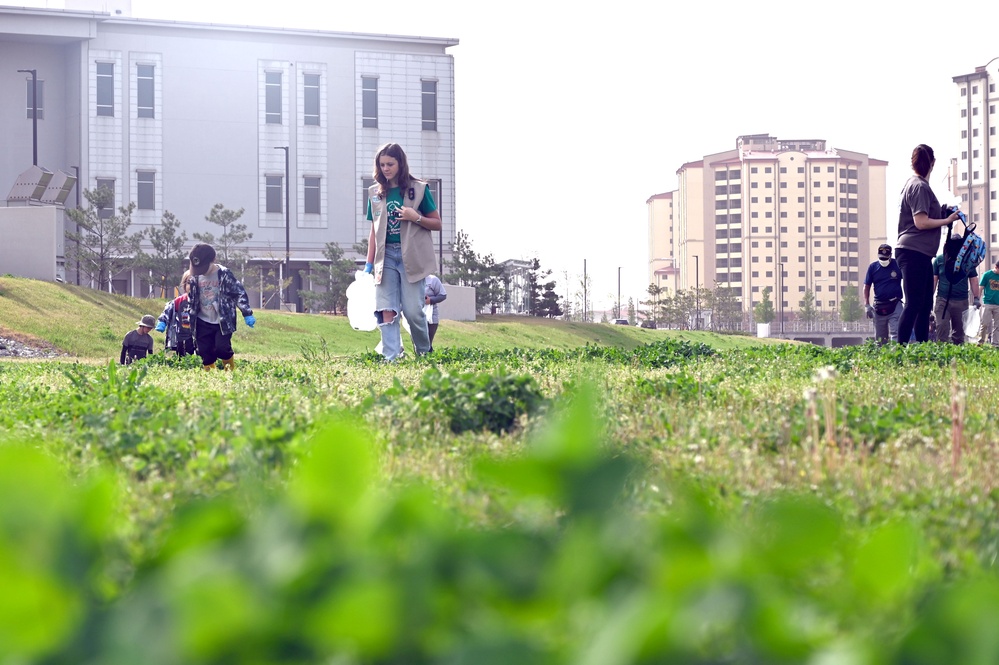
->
<box><xmin>980</xmin><ymin>269</ymin><xmax>999</xmax><ymax>305</ymax></box>
<box><xmin>934</xmin><ymin>254</ymin><xmax>977</xmax><ymax>301</ymax></box>
<box><xmin>367</xmin><ymin>184</ymin><xmax>438</xmax><ymax>244</ymax></box>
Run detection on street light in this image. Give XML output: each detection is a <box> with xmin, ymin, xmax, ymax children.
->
<box><xmin>17</xmin><ymin>69</ymin><xmax>38</xmax><ymax>166</ymax></box>
<box><xmin>274</xmin><ymin>146</ymin><xmax>290</xmax><ymax>308</ymax></box>
<box><xmin>693</xmin><ymin>254</ymin><xmax>699</xmax><ymax>330</ymax></box>
<box><xmin>615</xmin><ymin>266</ymin><xmax>621</xmax><ymax>318</ymax></box>
<box><xmin>778</xmin><ymin>262</ymin><xmax>784</xmax><ymax>336</ymax></box>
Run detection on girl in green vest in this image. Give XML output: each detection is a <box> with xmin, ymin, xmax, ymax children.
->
<box><xmin>363</xmin><ymin>143</ymin><xmax>441</xmax><ymax>361</ymax></box>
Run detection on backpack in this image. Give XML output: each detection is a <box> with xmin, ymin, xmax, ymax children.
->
<box><xmin>946</xmin><ymin>214</ymin><xmax>986</xmax><ymax>280</ymax></box>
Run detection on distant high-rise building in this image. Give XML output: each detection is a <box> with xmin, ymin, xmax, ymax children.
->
<box><xmin>952</xmin><ymin>62</ymin><xmax>999</xmax><ymax>264</ymax></box>
<box><xmin>647</xmin><ymin>134</ymin><xmax>887</xmax><ymax>319</ymax></box>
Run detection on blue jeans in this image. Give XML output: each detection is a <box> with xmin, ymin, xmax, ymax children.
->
<box><xmin>375</xmin><ymin>243</ymin><xmax>431</xmax><ymax>361</ymax></box>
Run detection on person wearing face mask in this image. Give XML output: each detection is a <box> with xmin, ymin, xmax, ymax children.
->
<box><xmin>864</xmin><ymin>243</ymin><xmax>904</xmax><ymax>343</ymax></box>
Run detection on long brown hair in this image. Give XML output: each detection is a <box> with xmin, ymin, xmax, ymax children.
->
<box><xmin>373</xmin><ymin>143</ymin><xmax>413</xmax><ymax>198</ymax></box>
<box><xmin>911</xmin><ymin>144</ymin><xmax>935</xmax><ymax>178</ymax></box>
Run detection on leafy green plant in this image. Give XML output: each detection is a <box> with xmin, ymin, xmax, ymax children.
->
<box><xmin>409</xmin><ymin>367</ymin><xmax>546</xmax><ymax>434</ymax></box>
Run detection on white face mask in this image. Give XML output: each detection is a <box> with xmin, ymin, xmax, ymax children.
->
<box><xmin>879</xmin><ymin>259</ymin><xmax>890</xmax><ymax>267</ymax></box>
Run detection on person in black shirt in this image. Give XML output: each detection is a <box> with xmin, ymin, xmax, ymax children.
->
<box><xmin>120</xmin><ymin>314</ymin><xmax>156</xmax><ymax>364</ymax></box>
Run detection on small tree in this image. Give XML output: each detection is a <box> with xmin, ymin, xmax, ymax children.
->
<box><xmin>627</xmin><ymin>297</ymin><xmax>636</xmax><ymax>326</ymax></box>
<box><xmin>193</xmin><ymin>204</ymin><xmax>252</xmax><ymax>273</ymax></box>
<box><xmin>754</xmin><ymin>286</ymin><xmax>776</xmax><ymax>324</ymax></box>
<box><xmin>840</xmin><ymin>285</ymin><xmax>863</xmax><ymax>323</ymax></box>
<box><xmin>298</xmin><ymin>242</ymin><xmax>357</xmax><ymax>315</ymax></box>
<box><xmin>710</xmin><ymin>284</ymin><xmax>742</xmax><ymax>331</ymax></box>
<box><xmin>537</xmin><ymin>280</ymin><xmax>563</xmax><ymax>318</ymax></box>
<box><xmin>65</xmin><ymin>186</ymin><xmax>141</xmax><ymax>292</ymax></box>
<box><xmin>134</xmin><ymin>210</ymin><xmax>189</xmax><ymax>298</ymax></box>
<box><xmin>799</xmin><ymin>289</ymin><xmax>818</xmax><ymax>323</ymax></box>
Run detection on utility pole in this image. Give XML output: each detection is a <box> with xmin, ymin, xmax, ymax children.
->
<box><xmin>617</xmin><ymin>266</ymin><xmax>621</xmax><ymax>319</ymax></box>
<box><xmin>693</xmin><ymin>254</ymin><xmax>700</xmax><ymax>329</ymax></box>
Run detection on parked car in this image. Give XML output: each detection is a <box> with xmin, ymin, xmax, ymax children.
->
<box><xmin>638</xmin><ymin>320</ymin><xmax>657</xmax><ymax>329</ymax></box>
<box><xmin>613</xmin><ymin>318</ymin><xmax>629</xmax><ymax>326</ymax></box>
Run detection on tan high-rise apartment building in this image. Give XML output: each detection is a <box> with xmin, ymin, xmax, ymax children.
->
<box><xmin>953</xmin><ymin>62</ymin><xmax>999</xmax><ymax>264</ymax></box>
<box><xmin>648</xmin><ymin>134</ymin><xmax>887</xmax><ymax>319</ymax></box>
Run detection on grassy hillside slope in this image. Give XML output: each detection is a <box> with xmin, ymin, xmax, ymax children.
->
<box><xmin>0</xmin><ymin>276</ymin><xmax>780</xmax><ymax>359</ymax></box>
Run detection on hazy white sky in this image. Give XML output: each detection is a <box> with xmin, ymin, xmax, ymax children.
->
<box><xmin>40</xmin><ymin>0</ymin><xmax>999</xmax><ymax>310</ymax></box>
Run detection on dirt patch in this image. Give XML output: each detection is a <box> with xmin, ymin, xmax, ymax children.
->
<box><xmin>0</xmin><ymin>327</ymin><xmax>67</xmax><ymax>358</ymax></box>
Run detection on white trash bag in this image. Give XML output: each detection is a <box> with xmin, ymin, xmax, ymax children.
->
<box><xmin>346</xmin><ymin>270</ymin><xmax>377</xmax><ymax>332</ymax></box>
<box><xmin>963</xmin><ymin>306</ymin><xmax>982</xmax><ymax>339</ymax></box>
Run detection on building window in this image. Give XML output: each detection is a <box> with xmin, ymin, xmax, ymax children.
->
<box><xmin>96</xmin><ymin>62</ymin><xmax>114</xmax><ymax>117</ymax></box>
<box><xmin>24</xmin><ymin>77</ymin><xmax>43</xmax><ymax>120</ymax></box>
<box><xmin>961</xmin><ymin>109</ymin><xmax>967</xmax><ymax>117</ymax></box>
<box><xmin>362</xmin><ymin>76</ymin><xmax>378</xmax><ymax>128</ymax></box>
<box><xmin>137</xmin><ymin>171</ymin><xmax>155</xmax><ymax>210</ymax></box>
<box><xmin>266</xmin><ymin>71</ymin><xmax>282</xmax><ymax>124</ymax></box>
<box><xmin>304</xmin><ymin>176</ymin><xmax>321</xmax><ymax>214</ymax></box>
<box><xmin>96</xmin><ymin>178</ymin><xmax>114</xmax><ymax>220</ymax></box>
<box><xmin>422</xmin><ymin>79</ymin><xmax>437</xmax><ymax>131</ymax></box>
<box><xmin>137</xmin><ymin>64</ymin><xmax>154</xmax><ymax>118</ymax></box>
<box><xmin>304</xmin><ymin>73</ymin><xmax>320</xmax><ymax>126</ymax></box>
<box><xmin>266</xmin><ymin>175</ymin><xmax>283</xmax><ymax>213</ymax></box>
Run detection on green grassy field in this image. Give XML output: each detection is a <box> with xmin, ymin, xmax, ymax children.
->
<box><xmin>0</xmin><ymin>275</ymin><xmax>778</xmax><ymax>359</ymax></box>
<box><xmin>3</xmin><ymin>276</ymin><xmax>998</xmax><ymax>663</ymax></box>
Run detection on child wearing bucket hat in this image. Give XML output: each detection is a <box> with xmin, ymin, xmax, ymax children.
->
<box><xmin>120</xmin><ymin>314</ymin><xmax>156</xmax><ymax>364</ymax></box>
<box><xmin>185</xmin><ymin>243</ymin><xmax>255</xmax><ymax>371</ymax></box>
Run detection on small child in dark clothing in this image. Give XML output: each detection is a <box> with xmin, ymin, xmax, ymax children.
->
<box><xmin>121</xmin><ymin>315</ymin><xmax>156</xmax><ymax>364</ymax></box>
<box><xmin>156</xmin><ymin>270</ymin><xmax>196</xmax><ymax>357</ymax></box>
<box><xmin>186</xmin><ymin>243</ymin><xmax>256</xmax><ymax>371</ymax></box>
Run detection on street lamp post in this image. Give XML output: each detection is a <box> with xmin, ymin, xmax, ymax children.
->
<box><xmin>17</xmin><ymin>69</ymin><xmax>38</xmax><ymax>166</ymax></box>
<box><xmin>778</xmin><ymin>262</ymin><xmax>784</xmax><ymax>336</ymax></box>
<box><xmin>617</xmin><ymin>266</ymin><xmax>621</xmax><ymax>319</ymax></box>
<box><xmin>274</xmin><ymin>146</ymin><xmax>290</xmax><ymax>309</ymax></box>
<box><xmin>693</xmin><ymin>254</ymin><xmax>699</xmax><ymax>330</ymax></box>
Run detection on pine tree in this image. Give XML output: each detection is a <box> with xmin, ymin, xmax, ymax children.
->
<box><xmin>299</xmin><ymin>242</ymin><xmax>357</xmax><ymax>315</ymax></box>
<box><xmin>754</xmin><ymin>286</ymin><xmax>776</xmax><ymax>324</ymax></box>
<box><xmin>134</xmin><ymin>210</ymin><xmax>189</xmax><ymax>298</ymax></box>
<box><xmin>840</xmin><ymin>285</ymin><xmax>863</xmax><ymax>322</ymax></box>
<box><xmin>193</xmin><ymin>204</ymin><xmax>252</xmax><ymax>273</ymax></box>
<box><xmin>799</xmin><ymin>289</ymin><xmax>818</xmax><ymax>322</ymax></box>
<box><xmin>65</xmin><ymin>186</ymin><xmax>141</xmax><ymax>292</ymax></box>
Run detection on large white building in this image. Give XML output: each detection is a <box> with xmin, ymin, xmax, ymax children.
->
<box><xmin>648</xmin><ymin>134</ymin><xmax>887</xmax><ymax>319</ymax></box>
<box><xmin>0</xmin><ymin>2</ymin><xmax>457</xmax><ymax>308</ymax></box>
<box><xmin>952</xmin><ymin>60</ymin><xmax>999</xmax><ymax>265</ymax></box>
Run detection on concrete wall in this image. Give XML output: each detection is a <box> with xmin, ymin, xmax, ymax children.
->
<box><xmin>437</xmin><ymin>283</ymin><xmax>475</xmax><ymax>321</ymax></box>
<box><xmin>0</xmin><ymin>206</ymin><xmax>59</xmax><ymax>281</ymax></box>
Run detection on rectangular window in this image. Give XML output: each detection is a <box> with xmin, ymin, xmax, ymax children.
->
<box><xmin>96</xmin><ymin>178</ymin><xmax>115</xmax><ymax>220</ymax></box>
<box><xmin>96</xmin><ymin>62</ymin><xmax>114</xmax><ymax>117</ymax></box>
<box><xmin>266</xmin><ymin>71</ymin><xmax>282</xmax><ymax>124</ymax></box>
<box><xmin>362</xmin><ymin>76</ymin><xmax>378</xmax><ymax>128</ymax></box>
<box><xmin>266</xmin><ymin>175</ymin><xmax>283</xmax><ymax>213</ymax></box>
<box><xmin>24</xmin><ymin>78</ymin><xmax>43</xmax><ymax>120</ymax></box>
<box><xmin>304</xmin><ymin>176</ymin><xmax>321</xmax><ymax>214</ymax></box>
<box><xmin>304</xmin><ymin>73</ymin><xmax>320</xmax><ymax>126</ymax></box>
<box><xmin>421</xmin><ymin>79</ymin><xmax>437</xmax><ymax>131</ymax></box>
<box><xmin>137</xmin><ymin>171</ymin><xmax>155</xmax><ymax>210</ymax></box>
<box><xmin>137</xmin><ymin>64</ymin><xmax>154</xmax><ymax>118</ymax></box>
